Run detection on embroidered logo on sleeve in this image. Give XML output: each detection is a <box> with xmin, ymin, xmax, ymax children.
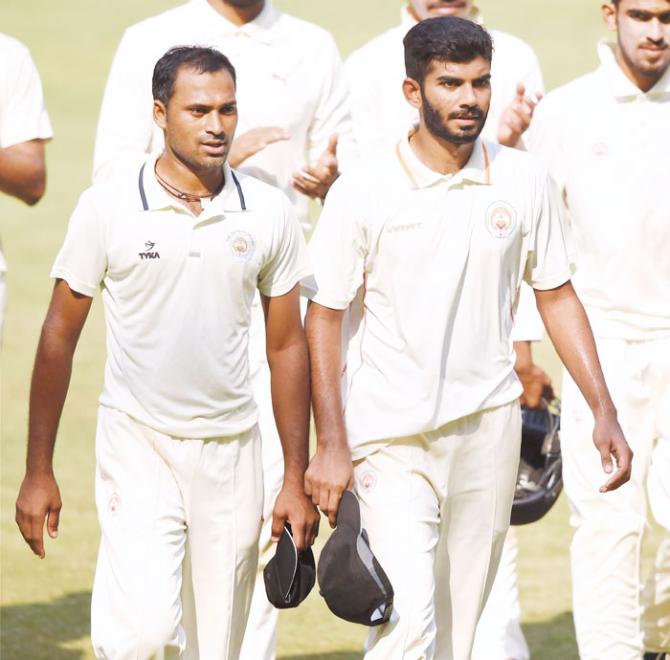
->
<box><xmin>227</xmin><ymin>230</ymin><xmax>255</xmax><ymax>262</ymax></box>
<box><xmin>485</xmin><ymin>201</ymin><xmax>517</xmax><ymax>239</ymax></box>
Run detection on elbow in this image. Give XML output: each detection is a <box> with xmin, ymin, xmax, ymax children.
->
<box><xmin>22</xmin><ymin>169</ymin><xmax>47</xmax><ymax>206</ymax></box>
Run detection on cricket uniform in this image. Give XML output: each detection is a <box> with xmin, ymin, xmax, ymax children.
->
<box><xmin>51</xmin><ymin>160</ymin><xmax>309</xmax><ymax>659</ymax></box>
<box><xmin>305</xmin><ymin>135</ymin><xmax>571</xmax><ymax>659</ymax></box>
<box><xmin>529</xmin><ymin>42</ymin><xmax>670</xmax><ymax>659</ymax></box>
<box><xmin>346</xmin><ymin>9</ymin><xmax>545</xmax><ymax>657</ymax></box>
<box><xmin>93</xmin><ymin>4</ymin><xmax>354</xmax><ymax>656</ymax></box>
<box><xmin>0</xmin><ymin>33</ymin><xmax>52</xmax><ymax>336</ymax></box>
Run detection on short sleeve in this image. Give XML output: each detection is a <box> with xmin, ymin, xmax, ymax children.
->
<box><xmin>50</xmin><ymin>189</ymin><xmax>108</xmax><ymax>297</ymax></box>
<box><xmin>257</xmin><ymin>194</ymin><xmax>310</xmax><ymax>297</ymax></box>
<box><xmin>303</xmin><ymin>173</ymin><xmax>367</xmax><ymax>310</ymax></box>
<box><xmin>0</xmin><ymin>40</ymin><xmax>52</xmax><ymax>148</ymax></box>
<box><xmin>523</xmin><ymin>171</ymin><xmax>572</xmax><ymax>291</ymax></box>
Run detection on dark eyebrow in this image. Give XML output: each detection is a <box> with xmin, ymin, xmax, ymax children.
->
<box><xmin>475</xmin><ymin>74</ymin><xmax>492</xmax><ymax>84</ymax></box>
<box><xmin>435</xmin><ymin>75</ymin><xmax>464</xmax><ymax>84</ymax></box>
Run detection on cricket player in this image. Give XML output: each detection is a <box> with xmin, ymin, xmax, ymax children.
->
<box><xmin>93</xmin><ymin>4</ymin><xmax>354</xmax><ymax>655</ymax></box>
<box><xmin>15</xmin><ymin>46</ymin><xmax>319</xmax><ymax>660</ymax></box>
<box><xmin>0</xmin><ymin>33</ymin><xmax>52</xmax><ymax>335</ymax></box>
<box><xmin>529</xmin><ymin>1</ymin><xmax>670</xmax><ymax>658</ymax></box>
<box><xmin>346</xmin><ymin>3</ymin><xmax>547</xmax><ymax>656</ymax></box>
<box><xmin>303</xmin><ymin>17</ymin><xmax>633</xmax><ymax>660</ymax></box>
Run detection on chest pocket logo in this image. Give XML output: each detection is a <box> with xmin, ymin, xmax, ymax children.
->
<box><xmin>227</xmin><ymin>230</ymin><xmax>255</xmax><ymax>262</ymax></box>
<box><xmin>485</xmin><ymin>201</ymin><xmax>517</xmax><ymax>239</ymax></box>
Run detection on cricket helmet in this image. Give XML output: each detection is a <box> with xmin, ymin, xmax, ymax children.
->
<box><xmin>511</xmin><ymin>399</ymin><xmax>563</xmax><ymax>526</ymax></box>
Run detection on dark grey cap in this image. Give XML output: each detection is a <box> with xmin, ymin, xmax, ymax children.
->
<box><xmin>317</xmin><ymin>490</ymin><xmax>394</xmax><ymax>626</ymax></box>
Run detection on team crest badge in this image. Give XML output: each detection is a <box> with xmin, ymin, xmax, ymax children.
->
<box><xmin>485</xmin><ymin>201</ymin><xmax>517</xmax><ymax>239</ymax></box>
<box><xmin>227</xmin><ymin>230</ymin><xmax>255</xmax><ymax>262</ymax></box>
<box><xmin>359</xmin><ymin>470</ymin><xmax>377</xmax><ymax>494</ymax></box>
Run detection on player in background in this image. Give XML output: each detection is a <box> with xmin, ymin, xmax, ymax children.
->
<box><xmin>15</xmin><ymin>46</ymin><xmax>318</xmax><ymax>659</ymax></box>
<box><xmin>528</xmin><ymin>1</ymin><xmax>670</xmax><ymax>658</ymax></box>
<box><xmin>0</xmin><ymin>33</ymin><xmax>52</xmax><ymax>337</ymax></box>
<box><xmin>304</xmin><ymin>17</ymin><xmax>632</xmax><ymax>659</ymax></box>
<box><xmin>92</xmin><ymin>2</ymin><xmax>354</xmax><ymax>657</ymax></box>
<box><xmin>346</xmin><ymin>3</ymin><xmax>547</xmax><ymax>656</ymax></box>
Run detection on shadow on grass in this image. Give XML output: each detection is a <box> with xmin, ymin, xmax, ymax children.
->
<box><xmin>0</xmin><ymin>591</ymin><xmax>91</xmax><ymax>660</ymax></box>
<box><xmin>525</xmin><ymin>611</ymin><xmax>579</xmax><ymax>660</ymax></box>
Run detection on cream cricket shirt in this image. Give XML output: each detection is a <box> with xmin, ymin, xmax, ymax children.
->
<box><xmin>345</xmin><ymin>7</ymin><xmax>543</xmax><ymax>156</ymax></box>
<box><xmin>529</xmin><ymin>43</ymin><xmax>670</xmax><ymax>340</ymax></box>
<box><xmin>305</xmin><ymin>137</ymin><xmax>570</xmax><ymax>458</ymax></box>
<box><xmin>52</xmin><ymin>161</ymin><xmax>309</xmax><ymax>438</ymax></box>
<box><xmin>93</xmin><ymin>0</ymin><xmax>354</xmax><ymax>233</ymax></box>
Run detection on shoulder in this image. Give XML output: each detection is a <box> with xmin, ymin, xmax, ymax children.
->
<box><xmin>489</xmin><ymin>29</ymin><xmax>538</xmax><ymax>61</ymax></box>
<box><xmin>346</xmin><ymin>26</ymin><xmax>403</xmax><ymax>69</ymax></box>
<box><xmin>232</xmin><ymin>169</ymin><xmax>293</xmax><ymax>215</ymax></box>
<box><xmin>485</xmin><ymin>140</ymin><xmax>550</xmax><ymax>186</ymax></box>
<box><xmin>272</xmin><ymin>11</ymin><xmax>339</xmax><ymax>53</ymax></box>
<box><xmin>0</xmin><ymin>33</ymin><xmax>30</xmax><ymax>60</ymax></box>
<box><xmin>533</xmin><ymin>70</ymin><xmax>599</xmax><ymax>127</ymax></box>
<box><xmin>124</xmin><ymin>2</ymin><xmax>195</xmax><ymax>37</ymax></box>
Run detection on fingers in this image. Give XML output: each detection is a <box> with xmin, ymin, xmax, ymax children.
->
<box><xmin>326</xmin><ymin>487</ymin><xmax>343</xmax><ymax>528</ymax></box>
<box><xmin>515</xmin><ymin>82</ymin><xmax>526</xmax><ymax>99</ymax></box>
<box><xmin>600</xmin><ymin>443</ymin><xmax>633</xmax><ymax>493</ymax></box>
<box><xmin>326</xmin><ymin>133</ymin><xmax>339</xmax><ymax>157</ymax></box>
<box><xmin>16</xmin><ymin>511</ymin><xmax>46</xmax><ymax>558</ymax></box>
<box><xmin>597</xmin><ymin>441</ymin><xmax>614</xmax><ymax>475</ymax></box>
<box><xmin>292</xmin><ymin>520</ymin><xmax>307</xmax><ymax>552</ymax></box>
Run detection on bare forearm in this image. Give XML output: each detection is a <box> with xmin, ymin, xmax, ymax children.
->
<box><xmin>0</xmin><ymin>141</ymin><xmax>46</xmax><ymax>205</ymax></box>
<box><xmin>268</xmin><ymin>339</ymin><xmax>310</xmax><ymax>486</ymax></box>
<box><xmin>536</xmin><ymin>283</ymin><xmax>615</xmax><ymax>417</ymax></box>
<box><xmin>27</xmin><ymin>327</ymin><xmax>79</xmax><ymax>476</ymax></box>
<box><xmin>305</xmin><ymin>305</ymin><xmax>347</xmax><ymax>449</ymax></box>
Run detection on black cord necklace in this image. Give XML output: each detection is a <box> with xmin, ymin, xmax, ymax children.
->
<box><xmin>154</xmin><ymin>162</ymin><xmax>224</xmax><ymax>203</ymax></box>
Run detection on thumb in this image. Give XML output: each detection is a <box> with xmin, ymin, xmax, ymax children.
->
<box><xmin>47</xmin><ymin>507</ymin><xmax>60</xmax><ymax>539</ymax></box>
<box><xmin>598</xmin><ymin>442</ymin><xmax>614</xmax><ymax>474</ymax></box>
<box><xmin>326</xmin><ymin>133</ymin><xmax>339</xmax><ymax>157</ymax></box>
<box><xmin>516</xmin><ymin>82</ymin><xmax>526</xmax><ymax>99</ymax></box>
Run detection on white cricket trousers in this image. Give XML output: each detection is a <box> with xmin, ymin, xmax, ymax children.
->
<box><xmin>562</xmin><ymin>335</ymin><xmax>670</xmax><ymax>659</ymax></box>
<box><xmin>91</xmin><ymin>406</ymin><xmax>264</xmax><ymax>660</ymax></box>
<box><xmin>355</xmin><ymin>401</ymin><xmax>522</xmax><ymax>660</ymax></box>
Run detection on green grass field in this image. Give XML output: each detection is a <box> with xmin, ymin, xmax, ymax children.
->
<box><xmin>0</xmin><ymin>1</ymin><xmax>663</xmax><ymax>658</ymax></box>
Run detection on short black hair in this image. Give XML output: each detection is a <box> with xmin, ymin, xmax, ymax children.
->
<box><xmin>404</xmin><ymin>17</ymin><xmax>493</xmax><ymax>84</ymax></box>
<box><xmin>152</xmin><ymin>46</ymin><xmax>236</xmax><ymax>106</ymax></box>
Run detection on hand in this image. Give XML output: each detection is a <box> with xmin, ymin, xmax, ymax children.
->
<box><xmin>497</xmin><ymin>84</ymin><xmax>542</xmax><ymax>147</ymax></box>
<box><xmin>15</xmin><ymin>471</ymin><xmax>62</xmax><ymax>558</ymax></box>
<box><xmin>516</xmin><ymin>363</ymin><xmax>554</xmax><ymax>408</ymax></box>
<box><xmin>291</xmin><ymin>133</ymin><xmax>339</xmax><ymax>201</ymax></box>
<box><xmin>592</xmin><ymin>412</ymin><xmax>633</xmax><ymax>493</ymax></box>
<box><xmin>271</xmin><ymin>481</ymin><xmax>320</xmax><ymax>552</ymax></box>
<box><xmin>304</xmin><ymin>442</ymin><xmax>354</xmax><ymax>528</ymax></box>
<box><xmin>228</xmin><ymin>126</ymin><xmax>289</xmax><ymax>168</ymax></box>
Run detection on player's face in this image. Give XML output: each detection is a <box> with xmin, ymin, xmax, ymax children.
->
<box><xmin>155</xmin><ymin>67</ymin><xmax>238</xmax><ymax>173</ymax></box>
<box><xmin>408</xmin><ymin>0</ymin><xmax>474</xmax><ymax>20</ymax></box>
<box><xmin>414</xmin><ymin>57</ymin><xmax>491</xmax><ymax>145</ymax></box>
<box><xmin>605</xmin><ymin>0</ymin><xmax>670</xmax><ymax>80</ymax></box>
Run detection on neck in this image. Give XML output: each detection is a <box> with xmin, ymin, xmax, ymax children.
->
<box><xmin>156</xmin><ymin>149</ymin><xmax>224</xmax><ymax>198</ymax></box>
<box><xmin>614</xmin><ymin>44</ymin><xmax>665</xmax><ymax>92</ymax></box>
<box><xmin>206</xmin><ymin>0</ymin><xmax>265</xmax><ymax>26</ymax></box>
<box><xmin>410</xmin><ymin>125</ymin><xmax>475</xmax><ymax>175</ymax></box>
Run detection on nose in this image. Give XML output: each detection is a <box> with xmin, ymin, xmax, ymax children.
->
<box><xmin>205</xmin><ymin>111</ymin><xmax>224</xmax><ymax>135</ymax></box>
<box><xmin>648</xmin><ymin>18</ymin><xmax>665</xmax><ymax>42</ymax></box>
<box><xmin>459</xmin><ymin>83</ymin><xmax>478</xmax><ymax>107</ymax></box>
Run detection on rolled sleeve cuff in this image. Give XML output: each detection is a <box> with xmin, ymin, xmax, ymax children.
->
<box><xmin>259</xmin><ymin>268</ymin><xmax>312</xmax><ymax>298</ymax></box>
<box><xmin>530</xmin><ymin>271</ymin><xmax>572</xmax><ymax>292</ymax></box>
<box><xmin>50</xmin><ymin>268</ymin><xmax>98</xmax><ymax>298</ymax></box>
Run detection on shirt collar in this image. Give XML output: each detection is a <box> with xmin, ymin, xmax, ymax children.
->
<box><xmin>192</xmin><ymin>0</ymin><xmax>278</xmax><ymax>44</ymax></box>
<box><xmin>400</xmin><ymin>4</ymin><xmax>483</xmax><ymax>33</ymax></box>
<box><xmin>139</xmin><ymin>155</ymin><xmax>248</xmax><ymax>216</ymax></box>
<box><xmin>395</xmin><ymin>132</ymin><xmax>491</xmax><ymax>189</ymax></box>
<box><xmin>598</xmin><ymin>40</ymin><xmax>670</xmax><ymax>99</ymax></box>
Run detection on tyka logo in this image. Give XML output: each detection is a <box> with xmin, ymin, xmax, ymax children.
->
<box><xmin>139</xmin><ymin>240</ymin><xmax>160</xmax><ymax>260</ymax></box>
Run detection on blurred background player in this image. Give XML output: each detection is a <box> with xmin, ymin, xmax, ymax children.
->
<box><xmin>345</xmin><ymin>3</ymin><xmax>549</xmax><ymax>657</ymax></box>
<box><xmin>92</xmin><ymin>2</ymin><xmax>355</xmax><ymax>657</ymax></box>
<box><xmin>529</xmin><ymin>1</ymin><xmax>670</xmax><ymax>658</ymax></box>
<box><xmin>0</xmin><ymin>33</ymin><xmax>52</xmax><ymax>338</ymax></box>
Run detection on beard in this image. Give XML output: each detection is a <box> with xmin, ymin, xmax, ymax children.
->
<box><xmin>170</xmin><ymin>140</ymin><xmax>228</xmax><ymax>174</ymax></box>
<box><xmin>422</xmin><ymin>91</ymin><xmax>487</xmax><ymax>145</ymax></box>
